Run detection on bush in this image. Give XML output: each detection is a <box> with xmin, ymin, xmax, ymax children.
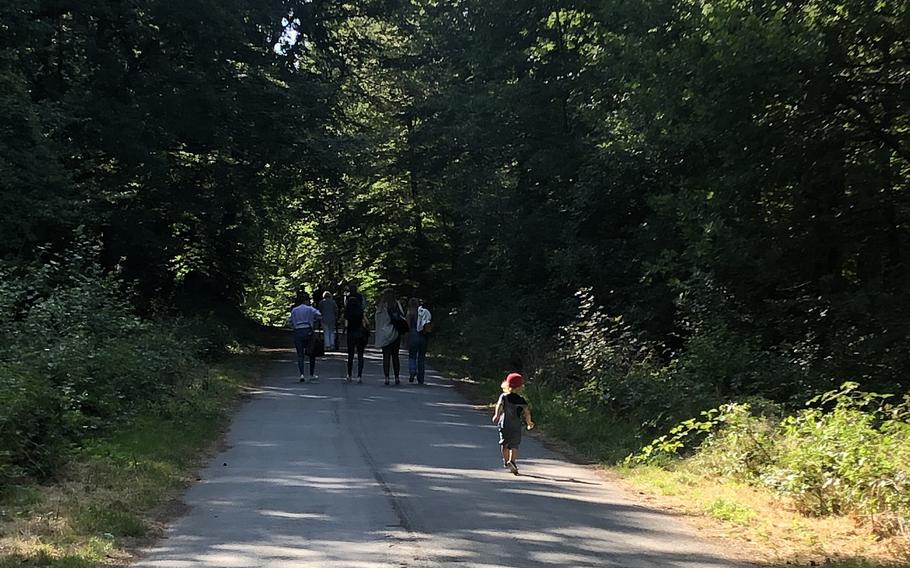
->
<box><xmin>762</xmin><ymin>383</ymin><xmax>910</xmax><ymax>534</ymax></box>
<box><xmin>551</xmin><ymin>290</ymin><xmax>716</xmax><ymax>431</ymax></box>
<box><xmin>630</xmin><ymin>383</ymin><xmax>910</xmax><ymax>537</ymax></box>
<box><xmin>0</xmin><ymin>365</ymin><xmax>70</xmax><ymax>480</ymax></box>
<box><xmin>0</xmin><ymin>241</ymin><xmax>213</xmax><ymax>482</ymax></box>
<box><xmin>442</xmin><ymin>292</ymin><xmax>548</xmax><ymax>374</ymax></box>
<box><xmin>673</xmin><ymin>325</ymin><xmax>799</xmax><ymax>401</ymax></box>
<box><xmin>691</xmin><ymin>398</ymin><xmax>780</xmax><ymax>481</ymax></box>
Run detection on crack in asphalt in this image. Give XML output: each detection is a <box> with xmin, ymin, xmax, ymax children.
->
<box><xmin>350</xmin><ymin>418</ymin><xmax>416</xmax><ymax>534</ymax></box>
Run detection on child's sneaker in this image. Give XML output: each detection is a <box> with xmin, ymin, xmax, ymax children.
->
<box><xmin>502</xmin><ymin>461</ymin><xmax>509</xmax><ymax>469</ymax></box>
<box><xmin>309</xmin><ymin>375</ymin><xmax>319</xmax><ymax>383</ymax></box>
<box><xmin>299</xmin><ymin>374</ymin><xmax>306</xmax><ymax>383</ymax></box>
<box><xmin>506</xmin><ymin>461</ymin><xmax>519</xmax><ymax>475</ymax></box>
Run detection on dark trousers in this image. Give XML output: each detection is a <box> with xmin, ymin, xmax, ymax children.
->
<box><xmin>347</xmin><ymin>329</ymin><xmax>365</xmax><ymax>378</ymax></box>
<box><xmin>293</xmin><ymin>328</ymin><xmax>316</xmax><ymax>376</ymax></box>
<box><xmin>413</xmin><ymin>332</ymin><xmax>429</xmax><ymax>383</ymax></box>
<box><xmin>382</xmin><ymin>335</ymin><xmax>401</xmax><ymax>379</ymax></box>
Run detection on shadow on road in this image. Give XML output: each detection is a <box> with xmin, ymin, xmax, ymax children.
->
<box><xmin>518</xmin><ymin>473</ymin><xmax>601</xmax><ymax>485</ymax></box>
<box><xmin>137</xmin><ymin>337</ymin><xmax>758</xmax><ymax>568</ymax></box>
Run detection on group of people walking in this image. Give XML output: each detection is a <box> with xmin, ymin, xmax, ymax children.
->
<box><xmin>287</xmin><ymin>284</ymin><xmax>433</xmax><ymax>386</ymax></box>
<box><xmin>288</xmin><ymin>284</ymin><xmax>535</xmax><ymax>476</ymax></box>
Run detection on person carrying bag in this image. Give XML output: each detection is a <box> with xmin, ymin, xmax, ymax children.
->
<box><xmin>344</xmin><ymin>286</ymin><xmax>367</xmax><ymax>383</ymax></box>
<box><xmin>375</xmin><ymin>289</ymin><xmax>404</xmax><ymax>385</ymax></box>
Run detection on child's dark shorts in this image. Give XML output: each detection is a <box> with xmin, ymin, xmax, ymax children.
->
<box><xmin>499</xmin><ymin>427</ymin><xmax>521</xmax><ymax>449</ymax></box>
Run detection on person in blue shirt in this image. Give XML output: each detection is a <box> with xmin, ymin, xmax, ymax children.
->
<box><xmin>288</xmin><ymin>291</ymin><xmax>322</xmax><ymax>383</ymax></box>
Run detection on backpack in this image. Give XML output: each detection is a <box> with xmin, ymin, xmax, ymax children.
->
<box><xmin>345</xmin><ymin>295</ymin><xmax>364</xmax><ymax>324</ymax></box>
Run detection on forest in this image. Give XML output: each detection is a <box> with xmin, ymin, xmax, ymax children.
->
<box><xmin>1</xmin><ymin>0</ymin><xmax>909</xmax><ymax>556</ymax></box>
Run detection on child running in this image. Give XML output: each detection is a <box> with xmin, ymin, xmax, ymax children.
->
<box><xmin>492</xmin><ymin>372</ymin><xmax>534</xmax><ymax>475</ymax></box>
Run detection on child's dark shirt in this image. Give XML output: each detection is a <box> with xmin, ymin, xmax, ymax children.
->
<box><xmin>497</xmin><ymin>393</ymin><xmax>528</xmax><ymax>428</ymax></box>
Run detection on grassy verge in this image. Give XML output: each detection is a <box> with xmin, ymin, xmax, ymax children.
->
<box><xmin>428</xmin><ymin>345</ymin><xmax>909</xmax><ymax>568</ymax></box>
<box><xmin>0</xmin><ymin>353</ymin><xmax>266</xmax><ymax>567</ymax></box>
<box><xmin>620</xmin><ymin>465</ymin><xmax>908</xmax><ymax>567</ymax></box>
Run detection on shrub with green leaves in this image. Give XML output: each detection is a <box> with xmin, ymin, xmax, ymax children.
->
<box><xmin>630</xmin><ymin>383</ymin><xmax>910</xmax><ymax>537</ymax></box>
<box><xmin>553</xmin><ymin>290</ymin><xmax>715</xmax><ymax>431</ymax></box>
<box><xmin>626</xmin><ymin>403</ymin><xmax>758</xmax><ymax>466</ymax></box>
<box><xmin>0</xmin><ymin>365</ymin><xmax>69</xmax><ymax>481</ymax></box>
<box><xmin>762</xmin><ymin>383</ymin><xmax>910</xmax><ymax>534</ymax></box>
<box><xmin>0</xmin><ymin>240</ymin><xmax>215</xmax><ymax>482</ymax></box>
<box><xmin>689</xmin><ymin>398</ymin><xmax>781</xmax><ymax>481</ymax></box>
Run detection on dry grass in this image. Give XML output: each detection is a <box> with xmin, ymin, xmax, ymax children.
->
<box><xmin>616</xmin><ymin>465</ymin><xmax>910</xmax><ymax>567</ymax></box>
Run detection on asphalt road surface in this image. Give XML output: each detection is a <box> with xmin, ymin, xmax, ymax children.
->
<box><xmin>134</xmin><ymin>341</ymin><xmax>748</xmax><ymax>568</ymax></box>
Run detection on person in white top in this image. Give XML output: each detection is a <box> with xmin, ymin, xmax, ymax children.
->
<box><xmin>287</xmin><ymin>292</ymin><xmax>321</xmax><ymax>383</ymax></box>
<box><xmin>406</xmin><ymin>298</ymin><xmax>420</xmax><ymax>383</ymax></box>
<box><xmin>413</xmin><ymin>299</ymin><xmax>432</xmax><ymax>384</ymax></box>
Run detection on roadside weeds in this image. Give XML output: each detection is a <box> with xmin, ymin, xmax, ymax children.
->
<box><xmin>428</xmin><ymin>349</ymin><xmax>910</xmax><ymax>568</ymax></box>
<box><xmin>0</xmin><ymin>352</ymin><xmax>268</xmax><ymax>568</ymax></box>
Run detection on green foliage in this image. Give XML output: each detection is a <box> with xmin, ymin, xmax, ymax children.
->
<box><xmin>552</xmin><ymin>291</ymin><xmax>694</xmax><ymax>425</ymax></box>
<box><xmin>72</xmin><ymin>506</ymin><xmax>146</xmax><ymax>538</ymax></box>
<box><xmin>0</xmin><ymin>358</ymin><xmax>258</xmax><ymax>566</ymax></box>
<box><xmin>630</xmin><ymin>383</ymin><xmax>910</xmax><ymax>537</ymax></box>
<box><xmin>690</xmin><ymin>401</ymin><xmax>781</xmax><ymax>481</ymax></box>
<box><xmin>523</xmin><ymin>383</ymin><xmax>642</xmax><ymax>464</ymax></box>
<box><xmin>0</xmin><ymin>241</ymin><xmax>210</xmax><ymax>482</ymax></box>
<box><xmin>5</xmin><ymin>0</ymin><xmax>906</xmax><ymax>409</ymax></box>
<box><xmin>763</xmin><ymin>383</ymin><xmax>910</xmax><ymax>532</ymax></box>
<box><xmin>628</xmin><ymin>403</ymin><xmax>753</xmax><ymax>466</ymax></box>
<box><xmin>1</xmin><ymin>0</ymin><xmax>343</xmax><ymax>311</ymax></box>
<box><xmin>278</xmin><ymin>0</ymin><xmax>910</xmax><ymax>409</ymax></box>
<box><xmin>673</xmin><ymin>323</ymin><xmax>798</xmax><ymax>401</ymax></box>
<box><xmin>704</xmin><ymin>498</ymin><xmax>756</xmax><ymax>526</ymax></box>
<box><xmin>443</xmin><ymin>293</ymin><xmax>551</xmax><ymax>374</ymax></box>
<box><xmin>0</xmin><ymin>365</ymin><xmax>68</xmax><ymax>481</ymax></box>
<box><xmin>549</xmin><ymin>291</ymin><xmax>784</xmax><ymax>431</ymax></box>
<box><xmin>1</xmin><ymin>0</ymin><xmax>908</xmax><ymax>547</ymax></box>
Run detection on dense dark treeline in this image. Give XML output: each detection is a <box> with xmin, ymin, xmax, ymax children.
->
<box><xmin>2</xmin><ymin>0</ymin><xmax>909</xmax><ymax>479</ymax></box>
<box><xmin>278</xmin><ymin>0</ymin><xmax>909</xmax><ymax>412</ymax></box>
<box><xmin>1</xmin><ymin>0</ymin><xmax>344</xmax><ymax>309</ymax></box>
<box><xmin>0</xmin><ymin>0</ymin><xmax>381</xmax><ymax>480</ymax></box>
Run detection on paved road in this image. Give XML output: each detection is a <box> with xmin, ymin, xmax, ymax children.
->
<box><xmin>135</xmin><ymin>342</ymin><xmax>747</xmax><ymax>568</ymax></box>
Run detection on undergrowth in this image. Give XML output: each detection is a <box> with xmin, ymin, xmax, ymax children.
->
<box><xmin>629</xmin><ymin>382</ymin><xmax>910</xmax><ymax>542</ymax></box>
<box><xmin>0</xmin><ymin>355</ymin><xmax>262</xmax><ymax>567</ymax></box>
<box><xmin>0</xmin><ymin>239</ymin><xmax>234</xmax><ymax>483</ymax></box>
<box><xmin>434</xmin><ymin>290</ymin><xmax>910</xmax><ymax>566</ymax></box>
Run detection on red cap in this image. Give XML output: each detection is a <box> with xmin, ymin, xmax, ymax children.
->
<box><xmin>505</xmin><ymin>373</ymin><xmax>524</xmax><ymax>389</ymax></box>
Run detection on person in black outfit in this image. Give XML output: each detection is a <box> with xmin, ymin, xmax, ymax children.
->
<box><xmin>344</xmin><ymin>286</ymin><xmax>367</xmax><ymax>383</ymax></box>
